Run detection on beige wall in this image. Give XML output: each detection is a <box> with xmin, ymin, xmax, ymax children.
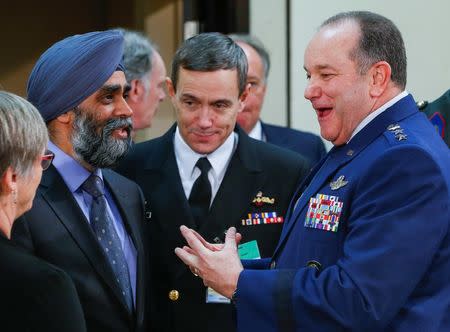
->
<box><xmin>0</xmin><ymin>0</ymin><xmax>182</xmax><ymax>142</ymax></box>
<box><xmin>0</xmin><ymin>0</ymin><xmax>134</xmax><ymax>97</ymax></box>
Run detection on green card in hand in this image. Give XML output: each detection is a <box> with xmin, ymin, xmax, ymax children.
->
<box><xmin>238</xmin><ymin>240</ymin><xmax>261</xmax><ymax>259</ymax></box>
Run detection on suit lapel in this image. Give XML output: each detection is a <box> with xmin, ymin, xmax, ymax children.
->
<box><xmin>41</xmin><ymin>167</ymin><xmax>132</xmax><ymax>314</ymax></box>
<box><xmin>145</xmin><ymin>127</ymin><xmax>198</xmax><ymax>231</ymax></box>
<box><xmin>104</xmin><ymin>170</ymin><xmax>142</xmax><ymax>252</ymax></box>
<box><xmin>200</xmin><ymin>136</ymin><xmax>265</xmax><ymax>241</ymax></box>
<box><xmin>144</xmin><ymin>128</ymin><xmax>199</xmax><ymax>280</ymax></box>
<box><xmin>273</xmin><ymin>94</ymin><xmax>419</xmax><ymax>256</ymax></box>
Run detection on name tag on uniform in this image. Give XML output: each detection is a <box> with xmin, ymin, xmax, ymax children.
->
<box><xmin>206</xmin><ymin>240</ymin><xmax>261</xmax><ymax>304</ymax></box>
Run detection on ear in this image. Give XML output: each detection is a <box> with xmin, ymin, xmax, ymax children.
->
<box><xmin>369</xmin><ymin>61</ymin><xmax>391</xmax><ymax>98</ymax></box>
<box><xmin>166</xmin><ymin>77</ymin><xmax>176</xmax><ymax>98</ymax></box>
<box><xmin>128</xmin><ymin>79</ymin><xmax>143</xmax><ymax>103</ymax></box>
<box><xmin>55</xmin><ymin>111</ymin><xmax>74</xmax><ymax>124</ymax></box>
<box><xmin>238</xmin><ymin>83</ymin><xmax>251</xmax><ymax>112</ymax></box>
<box><xmin>1</xmin><ymin>166</ymin><xmax>17</xmax><ymax>195</ymax></box>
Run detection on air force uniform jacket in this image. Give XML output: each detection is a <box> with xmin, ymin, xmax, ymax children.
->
<box><xmin>236</xmin><ymin>94</ymin><xmax>450</xmax><ymax>331</ymax></box>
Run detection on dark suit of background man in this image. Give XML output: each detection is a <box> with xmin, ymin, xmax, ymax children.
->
<box><xmin>418</xmin><ymin>89</ymin><xmax>450</xmax><ymax>147</ymax></box>
<box><xmin>11</xmin><ymin>30</ymin><xmax>147</xmax><ymax>332</ymax></box>
<box><xmin>175</xmin><ymin>11</ymin><xmax>450</xmax><ymax>332</ymax></box>
<box><xmin>229</xmin><ymin>34</ymin><xmax>326</xmax><ymax>165</ymax></box>
<box><xmin>117</xmin><ymin>32</ymin><xmax>310</xmax><ymax>332</ymax></box>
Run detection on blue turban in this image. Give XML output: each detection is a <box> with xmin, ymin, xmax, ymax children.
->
<box><xmin>27</xmin><ymin>30</ymin><xmax>125</xmax><ymax>122</ymax></box>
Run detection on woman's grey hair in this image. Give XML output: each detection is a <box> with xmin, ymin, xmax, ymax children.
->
<box><xmin>228</xmin><ymin>34</ymin><xmax>271</xmax><ymax>81</ymax></box>
<box><xmin>0</xmin><ymin>91</ymin><xmax>48</xmax><ymax>178</ymax></box>
<box><xmin>118</xmin><ymin>28</ymin><xmax>157</xmax><ymax>86</ymax></box>
<box><xmin>171</xmin><ymin>32</ymin><xmax>248</xmax><ymax>96</ymax></box>
<box><xmin>321</xmin><ymin>11</ymin><xmax>407</xmax><ymax>89</ymax></box>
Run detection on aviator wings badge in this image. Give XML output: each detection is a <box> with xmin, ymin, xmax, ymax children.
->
<box><xmin>330</xmin><ymin>175</ymin><xmax>348</xmax><ymax>190</ymax></box>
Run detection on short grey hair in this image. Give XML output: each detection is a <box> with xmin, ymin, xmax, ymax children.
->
<box><xmin>321</xmin><ymin>11</ymin><xmax>407</xmax><ymax>89</ymax></box>
<box><xmin>171</xmin><ymin>32</ymin><xmax>248</xmax><ymax>96</ymax></box>
<box><xmin>0</xmin><ymin>91</ymin><xmax>48</xmax><ymax>178</ymax></box>
<box><xmin>118</xmin><ymin>28</ymin><xmax>158</xmax><ymax>85</ymax></box>
<box><xmin>228</xmin><ymin>34</ymin><xmax>270</xmax><ymax>81</ymax></box>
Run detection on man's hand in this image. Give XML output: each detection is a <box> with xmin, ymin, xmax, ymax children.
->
<box><xmin>175</xmin><ymin>225</ymin><xmax>243</xmax><ymax>298</ymax></box>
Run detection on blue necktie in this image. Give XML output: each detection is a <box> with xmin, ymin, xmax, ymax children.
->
<box><xmin>82</xmin><ymin>174</ymin><xmax>133</xmax><ymax>311</ymax></box>
<box><xmin>188</xmin><ymin>157</ymin><xmax>212</xmax><ymax>227</ymax></box>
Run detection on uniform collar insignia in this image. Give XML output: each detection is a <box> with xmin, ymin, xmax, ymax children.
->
<box><xmin>252</xmin><ymin>191</ymin><xmax>275</xmax><ymax>206</ymax></box>
<box><xmin>387</xmin><ymin>123</ymin><xmax>408</xmax><ymax>141</ymax></box>
<box><xmin>330</xmin><ymin>175</ymin><xmax>348</xmax><ymax>190</ymax></box>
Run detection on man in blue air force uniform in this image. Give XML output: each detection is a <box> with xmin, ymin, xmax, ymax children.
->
<box><xmin>175</xmin><ymin>11</ymin><xmax>450</xmax><ymax>332</ymax></box>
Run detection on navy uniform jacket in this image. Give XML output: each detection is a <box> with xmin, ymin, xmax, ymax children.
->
<box><xmin>11</xmin><ymin>168</ymin><xmax>147</xmax><ymax>332</ymax></box>
<box><xmin>116</xmin><ymin>125</ymin><xmax>310</xmax><ymax>332</ymax></box>
<box><xmin>261</xmin><ymin>122</ymin><xmax>326</xmax><ymax>166</ymax></box>
<box><xmin>236</xmin><ymin>95</ymin><xmax>450</xmax><ymax>331</ymax></box>
<box><xmin>420</xmin><ymin>89</ymin><xmax>450</xmax><ymax>147</ymax></box>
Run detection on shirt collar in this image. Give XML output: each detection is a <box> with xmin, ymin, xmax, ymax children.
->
<box><xmin>248</xmin><ymin>120</ymin><xmax>264</xmax><ymax>141</ymax></box>
<box><xmin>173</xmin><ymin>126</ymin><xmax>237</xmax><ymax>178</ymax></box>
<box><xmin>48</xmin><ymin>141</ymin><xmax>102</xmax><ymax>192</ymax></box>
<box><xmin>348</xmin><ymin>90</ymin><xmax>408</xmax><ymax>142</ymax></box>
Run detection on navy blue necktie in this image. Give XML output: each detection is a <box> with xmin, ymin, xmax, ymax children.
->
<box><xmin>82</xmin><ymin>174</ymin><xmax>133</xmax><ymax>311</ymax></box>
<box><xmin>188</xmin><ymin>157</ymin><xmax>212</xmax><ymax>227</ymax></box>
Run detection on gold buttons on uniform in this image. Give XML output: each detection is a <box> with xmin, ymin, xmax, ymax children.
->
<box><xmin>168</xmin><ymin>290</ymin><xmax>179</xmax><ymax>301</ymax></box>
<box><xmin>270</xmin><ymin>261</ymin><xmax>276</xmax><ymax>269</ymax></box>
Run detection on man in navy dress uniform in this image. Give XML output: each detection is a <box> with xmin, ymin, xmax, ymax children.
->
<box><xmin>176</xmin><ymin>11</ymin><xmax>450</xmax><ymax>332</ymax></box>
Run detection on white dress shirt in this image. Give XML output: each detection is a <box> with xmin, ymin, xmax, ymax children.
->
<box><xmin>247</xmin><ymin>120</ymin><xmax>266</xmax><ymax>142</ymax></box>
<box><xmin>174</xmin><ymin>127</ymin><xmax>238</xmax><ymax>206</ymax></box>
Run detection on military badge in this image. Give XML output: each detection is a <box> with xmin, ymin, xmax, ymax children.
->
<box><xmin>241</xmin><ymin>212</ymin><xmax>284</xmax><ymax>226</ymax></box>
<box><xmin>252</xmin><ymin>191</ymin><xmax>275</xmax><ymax>206</ymax></box>
<box><xmin>304</xmin><ymin>194</ymin><xmax>343</xmax><ymax>232</ymax></box>
<box><xmin>329</xmin><ymin>175</ymin><xmax>348</xmax><ymax>190</ymax></box>
<box><xmin>387</xmin><ymin>123</ymin><xmax>408</xmax><ymax>141</ymax></box>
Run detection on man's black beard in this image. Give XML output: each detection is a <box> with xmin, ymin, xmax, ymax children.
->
<box><xmin>72</xmin><ymin>109</ymin><xmax>132</xmax><ymax>169</ymax></box>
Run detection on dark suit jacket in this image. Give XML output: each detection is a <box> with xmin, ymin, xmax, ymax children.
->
<box><xmin>261</xmin><ymin>122</ymin><xmax>326</xmax><ymax>166</ymax></box>
<box><xmin>11</xmin><ymin>168</ymin><xmax>146</xmax><ymax>332</ymax></box>
<box><xmin>0</xmin><ymin>234</ymin><xmax>86</xmax><ymax>332</ymax></box>
<box><xmin>116</xmin><ymin>125</ymin><xmax>310</xmax><ymax>332</ymax></box>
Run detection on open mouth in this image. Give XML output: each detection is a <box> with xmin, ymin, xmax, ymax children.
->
<box><xmin>316</xmin><ymin>107</ymin><xmax>333</xmax><ymax>119</ymax></box>
<box><xmin>113</xmin><ymin>126</ymin><xmax>131</xmax><ymax>139</ymax></box>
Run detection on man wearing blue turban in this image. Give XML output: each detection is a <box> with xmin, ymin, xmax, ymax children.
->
<box><xmin>12</xmin><ymin>30</ymin><xmax>147</xmax><ymax>332</ymax></box>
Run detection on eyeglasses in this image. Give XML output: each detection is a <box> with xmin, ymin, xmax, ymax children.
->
<box><xmin>41</xmin><ymin>150</ymin><xmax>55</xmax><ymax>170</ymax></box>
